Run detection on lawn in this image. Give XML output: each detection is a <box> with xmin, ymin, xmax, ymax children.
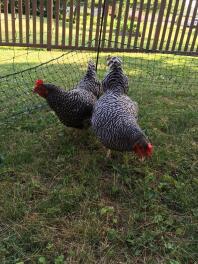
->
<box><xmin>0</xmin><ymin>47</ymin><xmax>198</xmax><ymax>263</ymax></box>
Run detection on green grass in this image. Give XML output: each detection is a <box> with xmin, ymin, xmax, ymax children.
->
<box><xmin>0</xmin><ymin>47</ymin><xmax>198</xmax><ymax>263</ymax></box>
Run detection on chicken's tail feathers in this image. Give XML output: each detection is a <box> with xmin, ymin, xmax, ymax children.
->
<box><xmin>85</xmin><ymin>60</ymin><xmax>97</xmax><ymax>77</ymax></box>
<box><xmin>87</xmin><ymin>59</ymin><xmax>96</xmax><ymax>72</ymax></box>
<box><xmin>107</xmin><ymin>56</ymin><xmax>122</xmax><ymax>68</ymax></box>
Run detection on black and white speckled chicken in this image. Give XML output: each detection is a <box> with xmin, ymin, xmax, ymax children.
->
<box><xmin>33</xmin><ymin>60</ymin><xmax>102</xmax><ymax>129</ymax></box>
<box><xmin>91</xmin><ymin>56</ymin><xmax>153</xmax><ymax>158</ymax></box>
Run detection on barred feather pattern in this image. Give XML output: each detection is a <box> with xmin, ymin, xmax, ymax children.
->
<box><xmin>76</xmin><ymin>60</ymin><xmax>102</xmax><ymax>98</ymax></box>
<box><xmin>92</xmin><ymin>56</ymin><xmax>146</xmax><ymax>151</ymax></box>
<box><xmin>102</xmin><ymin>56</ymin><xmax>129</xmax><ymax>94</ymax></box>
<box><xmin>44</xmin><ymin>61</ymin><xmax>102</xmax><ymax>129</ymax></box>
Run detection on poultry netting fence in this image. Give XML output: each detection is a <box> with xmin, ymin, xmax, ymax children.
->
<box><xmin>0</xmin><ymin>39</ymin><xmax>198</xmax><ymax>129</ymax></box>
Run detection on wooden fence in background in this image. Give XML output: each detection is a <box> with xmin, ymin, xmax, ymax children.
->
<box><xmin>0</xmin><ymin>0</ymin><xmax>198</xmax><ymax>54</ymax></box>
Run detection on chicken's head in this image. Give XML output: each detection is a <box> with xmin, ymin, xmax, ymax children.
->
<box><xmin>133</xmin><ymin>136</ymin><xmax>153</xmax><ymax>159</ymax></box>
<box><xmin>33</xmin><ymin>79</ymin><xmax>48</xmax><ymax>98</ymax></box>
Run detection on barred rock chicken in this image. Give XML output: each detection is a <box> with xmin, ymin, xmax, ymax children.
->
<box><xmin>91</xmin><ymin>56</ymin><xmax>153</xmax><ymax>158</ymax></box>
<box><xmin>33</xmin><ymin>60</ymin><xmax>101</xmax><ymax>129</ymax></box>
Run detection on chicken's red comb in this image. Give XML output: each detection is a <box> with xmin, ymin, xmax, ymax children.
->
<box><xmin>36</xmin><ymin>79</ymin><xmax>43</xmax><ymax>86</ymax></box>
<box><xmin>147</xmin><ymin>143</ymin><xmax>153</xmax><ymax>156</ymax></box>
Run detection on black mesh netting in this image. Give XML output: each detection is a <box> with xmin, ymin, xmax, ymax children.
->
<box><xmin>0</xmin><ymin>40</ymin><xmax>198</xmax><ymax>127</ymax></box>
